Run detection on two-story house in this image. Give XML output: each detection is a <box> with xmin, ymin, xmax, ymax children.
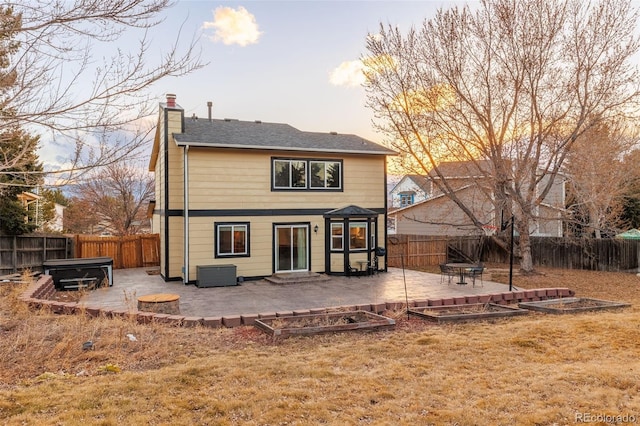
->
<box><xmin>149</xmin><ymin>94</ymin><xmax>396</xmax><ymax>283</ymax></box>
<box><xmin>388</xmin><ymin>160</ymin><xmax>565</xmax><ymax>237</ymax></box>
<box><xmin>388</xmin><ymin>175</ymin><xmax>430</xmax><ymax>209</ymax></box>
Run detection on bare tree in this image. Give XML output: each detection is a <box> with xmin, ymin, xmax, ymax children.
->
<box><xmin>69</xmin><ymin>161</ymin><xmax>154</xmax><ymax>236</ymax></box>
<box><xmin>0</xmin><ymin>1</ymin><xmax>203</xmax><ymax>182</ymax></box>
<box><xmin>564</xmin><ymin>122</ymin><xmax>638</xmax><ymax>238</ymax></box>
<box><xmin>363</xmin><ymin>0</ymin><xmax>640</xmax><ymax>272</ymax></box>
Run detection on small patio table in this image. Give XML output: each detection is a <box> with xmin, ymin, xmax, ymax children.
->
<box><xmin>445</xmin><ymin>263</ymin><xmax>477</xmax><ymax>285</ymax></box>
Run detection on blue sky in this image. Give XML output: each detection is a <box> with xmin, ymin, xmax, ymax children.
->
<box><xmin>148</xmin><ymin>1</ymin><xmax>465</xmax><ymax>144</ymax></box>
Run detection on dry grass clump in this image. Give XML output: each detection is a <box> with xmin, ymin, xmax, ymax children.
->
<box><xmin>1</xmin><ymin>266</ymin><xmax>639</xmax><ymax>425</ymax></box>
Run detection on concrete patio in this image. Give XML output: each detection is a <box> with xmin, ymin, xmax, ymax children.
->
<box><xmin>80</xmin><ymin>267</ymin><xmax>513</xmax><ymax>318</ymax></box>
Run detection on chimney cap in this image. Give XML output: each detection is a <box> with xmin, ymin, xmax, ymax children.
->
<box><xmin>166</xmin><ymin>93</ymin><xmax>177</xmax><ymax>107</ymax></box>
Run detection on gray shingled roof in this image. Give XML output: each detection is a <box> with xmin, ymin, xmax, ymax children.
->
<box><xmin>173</xmin><ymin>118</ymin><xmax>395</xmax><ymax>155</ymax></box>
<box><xmin>323</xmin><ymin>205</ymin><xmax>379</xmax><ymax>218</ymax></box>
<box><xmin>428</xmin><ymin>160</ymin><xmax>494</xmax><ymax>178</ymax></box>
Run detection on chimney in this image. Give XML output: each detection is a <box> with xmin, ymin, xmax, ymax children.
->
<box><xmin>166</xmin><ymin>93</ymin><xmax>176</xmax><ymax>108</ymax></box>
<box><xmin>207</xmin><ymin>101</ymin><xmax>213</xmax><ymax>122</ymax></box>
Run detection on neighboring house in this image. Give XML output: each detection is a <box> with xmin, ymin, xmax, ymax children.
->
<box><xmin>47</xmin><ymin>203</ymin><xmax>66</xmax><ymax>232</ymax></box>
<box><xmin>149</xmin><ymin>94</ymin><xmax>396</xmax><ymax>283</ymax></box>
<box><xmin>17</xmin><ymin>191</ymin><xmax>40</xmax><ymax>226</ymax></box>
<box><xmin>388</xmin><ymin>175</ymin><xmax>430</xmax><ymax>209</ymax></box>
<box><xmin>17</xmin><ymin>191</ymin><xmax>65</xmax><ymax>232</ymax></box>
<box><xmin>389</xmin><ymin>160</ymin><xmax>565</xmax><ymax>237</ymax></box>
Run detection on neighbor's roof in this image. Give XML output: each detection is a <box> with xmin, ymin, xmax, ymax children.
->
<box><xmin>173</xmin><ymin>118</ymin><xmax>396</xmax><ymax>155</ymax></box>
<box><xmin>429</xmin><ymin>160</ymin><xmax>494</xmax><ymax>178</ymax></box>
<box><xmin>390</xmin><ymin>174</ymin><xmax>431</xmax><ymax>194</ymax></box>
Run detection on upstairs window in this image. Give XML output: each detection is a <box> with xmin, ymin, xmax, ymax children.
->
<box><xmin>310</xmin><ymin>161</ymin><xmax>342</xmax><ymax>189</ymax></box>
<box><xmin>272</xmin><ymin>158</ymin><xmax>343</xmax><ymax>191</ymax></box>
<box><xmin>274</xmin><ymin>160</ymin><xmax>306</xmax><ymax>189</ymax></box>
<box><xmin>399</xmin><ymin>192</ymin><xmax>415</xmax><ymax>207</ymax></box>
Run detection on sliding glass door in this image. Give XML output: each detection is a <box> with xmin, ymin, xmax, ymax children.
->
<box><xmin>275</xmin><ymin>224</ymin><xmax>309</xmax><ymax>273</ymax></box>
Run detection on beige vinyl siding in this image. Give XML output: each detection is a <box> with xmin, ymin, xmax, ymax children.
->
<box><xmin>158</xmin><ymin>214</ymin><xmax>165</xmax><ymax>273</ymax></box>
<box><xmin>188</xmin><ymin>215</ymin><xmax>327</xmax><ymax>279</ymax></box>
<box><xmin>394</xmin><ymin>186</ymin><xmax>493</xmax><ymax>236</ymax></box>
<box><xmin>186</xmin><ymin>148</ymin><xmax>386</xmax><ymax>210</ymax></box>
<box><xmin>187</xmin><ymin>214</ymin><xmax>387</xmax><ymax>278</ymax></box>
<box><xmin>168</xmin><ymin>216</ymin><xmax>184</xmax><ymax>279</ymax></box>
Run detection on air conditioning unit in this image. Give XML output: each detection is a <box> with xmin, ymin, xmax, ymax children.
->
<box><xmin>196</xmin><ymin>264</ymin><xmax>237</xmax><ymax>288</ymax></box>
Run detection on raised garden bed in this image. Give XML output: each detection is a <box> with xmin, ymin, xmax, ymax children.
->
<box><xmin>518</xmin><ymin>297</ymin><xmax>630</xmax><ymax>314</ymax></box>
<box><xmin>253</xmin><ymin>310</ymin><xmax>395</xmax><ymax>338</ymax></box>
<box><xmin>408</xmin><ymin>303</ymin><xmax>529</xmax><ymax>324</ymax></box>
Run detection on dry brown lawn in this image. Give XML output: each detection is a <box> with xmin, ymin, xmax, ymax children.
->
<box><xmin>1</xmin><ymin>266</ymin><xmax>639</xmax><ymax>425</ymax></box>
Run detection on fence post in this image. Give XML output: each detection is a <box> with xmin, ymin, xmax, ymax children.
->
<box><xmin>12</xmin><ymin>236</ymin><xmax>17</xmax><ymax>274</ymax></box>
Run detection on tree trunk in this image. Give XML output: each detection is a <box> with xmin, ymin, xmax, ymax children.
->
<box><xmin>517</xmin><ymin>218</ymin><xmax>534</xmax><ymax>273</ymax></box>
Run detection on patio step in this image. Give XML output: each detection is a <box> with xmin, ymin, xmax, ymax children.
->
<box><xmin>264</xmin><ymin>272</ymin><xmax>331</xmax><ymax>285</ymax></box>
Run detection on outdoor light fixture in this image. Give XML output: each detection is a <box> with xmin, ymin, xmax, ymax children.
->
<box><xmin>314</xmin><ymin>224</ymin><xmax>319</xmax><ymax>234</ymax></box>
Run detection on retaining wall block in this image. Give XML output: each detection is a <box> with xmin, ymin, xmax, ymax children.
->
<box><xmin>222</xmin><ymin>315</ymin><xmax>242</xmax><ymax>328</ymax></box>
<box><xmin>356</xmin><ymin>304</ymin><xmax>373</xmax><ymax>311</ymax></box>
<box><xmin>152</xmin><ymin>313</ymin><xmax>172</xmax><ymax>324</ymax></box>
<box><xmin>441</xmin><ymin>298</ymin><xmax>455</xmax><ymax>306</ymax></box>
<box><xmin>26</xmin><ymin>298</ymin><xmax>42</xmax><ymax>309</ymax></box>
<box><xmin>64</xmin><ymin>303</ymin><xmax>79</xmax><ymax>315</ymax></box>
<box><xmin>166</xmin><ymin>315</ymin><xmax>185</xmax><ymax>326</ymax></box>
<box><xmin>110</xmin><ymin>309</ymin><xmax>132</xmax><ymax>319</ymax></box>
<box><xmin>202</xmin><ymin>317</ymin><xmax>222</xmax><ymax>328</ymax></box>
<box><xmin>413</xmin><ymin>299</ymin><xmax>429</xmax><ymax>308</ymax></box>
<box><xmin>465</xmin><ymin>296</ymin><xmax>479</xmax><ymax>305</ymax></box>
<box><xmin>453</xmin><ymin>296</ymin><xmax>467</xmax><ymax>305</ymax></box>
<box><xmin>512</xmin><ymin>291</ymin><xmax>525</xmax><ymax>301</ymax></box>
<box><xmin>370</xmin><ymin>303</ymin><xmax>387</xmax><ymax>313</ymax></box>
<box><xmin>309</xmin><ymin>308</ymin><xmax>327</xmax><ymax>315</ymax></box>
<box><xmin>50</xmin><ymin>302</ymin><xmax>65</xmax><ymax>314</ymax></box>
<box><xmin>535</xmin><ymin>289</ymin><xmax>548</xmax><ymax>297</ymax></box>
<box><xmin>490</xmin><ymin>294</ymin><xmax>504</xmax><ymax>303</ymax></box>
<box><xmin>136</xmin><ymin>311</ymin><xmax>156</xmax><ymax>324</ymax></box>
<box><xmin>241</xmin><ymin>314</ymin><xmax>259</xmax><ymax>325</ymax></box>
<box><xmin>258</xmin><ymin>312</ymin><xmax>277</xmax><ymax>320</ymax></box>
<box><xmin>546</xmin><ymin>289</ymin><xmax>559</xmax><ymax>297</ymax></box>
<box><xmin>502</xmin><ymin>292</ymin><xmax>514</xmax><ymax>301</ymax></box>
<box><xmin>38</xmin><ymin>300</ymin><xmax>55</xmax><ymax>311</ymax></box>
<box><xmin>276</xmin><ymin>311</ymin><xmax>294</xmax><ymax>317</ymax></box>
<box><xmin>427</xmin><ymin>299</ymin><xmax>443</xmax><ymax>307</ymax></box>
<box><xmin>339</xmin><ymin>305</ymin><xmax>359</xmax><ymax>312</ymax></box>
<box><xmin>385</xmin><ymin>301</ymin><xmax>405</xmax><ymax>311</ymax></box>
<box><xmin>524</xmin><ymin>290</ymin><xmax>537</xmax><ymax>299</ymax></box>
<box><xmin>293</xmin><ymin>310</ymin><xmax>311</xmax><ymax>316</ymax></box>
<box><xmin>183</xmin><ymin>317</ymin><xmax>204</xmax><ymax>327</ymax></box>
<box><xmin>476</xmin><ymin>294</ymin><xmax>492</xmax><ymax>304</ymax></box>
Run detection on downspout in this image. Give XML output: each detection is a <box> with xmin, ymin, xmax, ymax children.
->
<box><xmin>184</xmin><ymin>145</ymin><xmax>190</xmax><ymax>285</ymax></box>
<box><xmin>383</xmin><ymin>157</ymin><xmax>389</xmax><ymax>271</ymax></box>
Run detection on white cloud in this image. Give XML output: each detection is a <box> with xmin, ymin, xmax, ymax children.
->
<box><xmin>329</xmin><ymin>60</ymin><xmax>366</xmax><ymax>87</ymax></box>
<box><xmin>203</xmin><ymin>6</ymin><xmax>262</xmax><ymax>46</ymax></box>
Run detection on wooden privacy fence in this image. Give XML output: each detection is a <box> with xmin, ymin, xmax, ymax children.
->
<box><xmin>388</xmin><ymin>233</ymin><xmax>640</xmax><ymax>272</ymax></box>
<box><xmin>386</xmin><ymin>234</ymin><xmax>448</xmax><ymax>268</ymax></box>
<box><xmin>74</xmin><ymin>234</ymin><xmax>160</xmax><ymax>269</ymax></box>
<box><xmin>0</xmin><ymin>235</ymin><xmax>72</xmax><ymax>275</ymax></box>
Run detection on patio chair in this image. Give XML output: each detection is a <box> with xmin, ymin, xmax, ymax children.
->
<box><xmin>466</xmin><ymin>265</ymin><xmax>484</xmax><ymax>287</ymax></box>
<box><xmin>439</xmin><ymin>263</ymin><xmax>456</xmax><ymax>285</ymax></box>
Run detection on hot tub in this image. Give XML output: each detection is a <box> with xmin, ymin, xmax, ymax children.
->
<box><xmin>43</xmin><ymin>257</ymin><xmax>113</xmax><ymax>291</ymax></box>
